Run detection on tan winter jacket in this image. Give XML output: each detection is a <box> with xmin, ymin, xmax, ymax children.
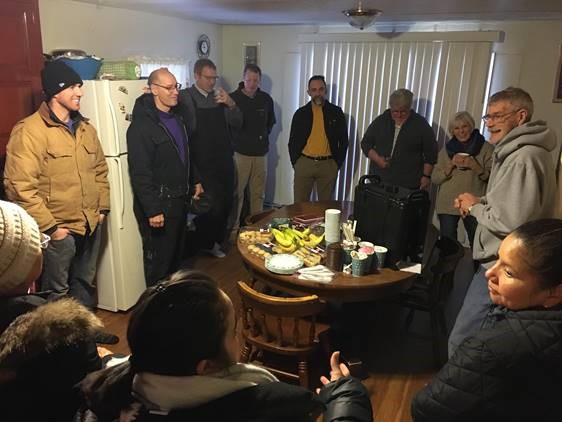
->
<box><xmin>4</xmin><ymin>102</ymin><xmax>109</xmax><ymax>235</ymax></box>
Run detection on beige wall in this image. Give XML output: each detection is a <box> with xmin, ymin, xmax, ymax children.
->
<box><xmin>485</xmin><ymin>21</ymin><xmax>562</xmax><ymax>140</ymax></box>
<box><xmin>222</xmin><ymin>21</ymin><xmax>562</xmax><ymax>205</ymax></box>
<box><xmin>39</xmin><ymin>0</ymin><xmax>221</xmax><ymax>68</ymax></box>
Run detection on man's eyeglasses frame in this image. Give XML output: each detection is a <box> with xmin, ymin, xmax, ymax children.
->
<box><xmin>151</xmin><ymin>82</ymin><xmax>182</xmax><ymax>92</ymax></box>
<box><xmin>482</xmin><ymin>109</ymin><xmax>522</xmax><ymax>123</ymax></box>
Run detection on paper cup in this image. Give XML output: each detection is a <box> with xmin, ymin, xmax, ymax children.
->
<box><xmin>357</xmin><ymin>241</ymin><xmax>375</xmax><ymax>271</ymax></box>
<box><xmin>374</xmin><ymin>245</ymin><xmax>388</xmax><ymax>269</ymax></box>
<box><xmin>351</xmin><ymin>257</ymin><xmax>368</xmax><ymax>277</ymax></box>
<box><xmin>343</xmin><ymin>246</ymin><xmax>354</xmax><ymax>265</ymax></box>
<box><xmin>456</xmin><ymin>152</ymin><xmax>470</xmax><ymax>170</ymax></box>
<box><xmin>358</xmin><ymin>241</ymin><xmax>374</xmax><ymax>249</ymax></box>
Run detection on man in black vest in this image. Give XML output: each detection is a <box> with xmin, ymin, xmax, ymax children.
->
<box><xmin>180</xmin><ymin>59</ymin><xmax>242</xmax><ymax>258</ymax></box>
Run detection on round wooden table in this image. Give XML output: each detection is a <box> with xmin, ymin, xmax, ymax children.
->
<box><xmin>237</xmin><ymin>201</ymin><xmax>416</xmax><ymax>302</ymax></box>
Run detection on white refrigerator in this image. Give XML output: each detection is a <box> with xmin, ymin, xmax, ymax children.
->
<box><xmin>80</xmin><ymin>79</ymin><xmax>147</xmax><ymax>311</ymax></box>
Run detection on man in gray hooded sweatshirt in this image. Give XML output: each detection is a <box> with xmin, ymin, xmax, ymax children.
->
<box><xmin>448</xmin><ymin>87</ymin><xmax>559</xmax><ymax>355</ymax></box>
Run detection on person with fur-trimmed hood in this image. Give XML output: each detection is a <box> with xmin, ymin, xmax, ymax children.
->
<box><xmin>0</xmin><ymin>199</ymin><xmax>109</xmax><ymax>421</ymax></box>
<box><xmin>0</xmin><ymin>298</ymin><xmax>104</xmax><ymax>421</ymax></box>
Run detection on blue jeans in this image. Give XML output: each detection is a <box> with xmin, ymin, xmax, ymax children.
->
<box><xmin>40</xmin><ymin>226</ymin><xmax>102</xmax><ymax>309</ymax></box>
<box><xmin>447</xmin><ymin>264</ymin><xmax>494</xmax><ymax>357</ymax></box>
<box><xmin>438</xmin><ymin>213</ymin><xmax>478</xmax><ymax>249</ymax></box>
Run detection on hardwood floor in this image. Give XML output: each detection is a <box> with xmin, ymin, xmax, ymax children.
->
<box><xmin>95</xmin><ymin>244</ymin><xmax>475</xmax><ymax>421</ymax></box>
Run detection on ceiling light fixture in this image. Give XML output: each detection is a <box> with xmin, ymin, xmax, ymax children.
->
<box><xmin>342</xmin><ymin>1</ymin><xmax>382</xmax><ymax>30</ymax></box>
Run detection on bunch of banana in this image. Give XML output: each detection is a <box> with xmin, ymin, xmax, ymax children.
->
<box><xmin>302</xmin><ymin>232</ymin><xmax>325</xmax><ymax>248</ymax></box>
<box><xmin>271</xmin><ymin>228</ymin><xmax>298</xmax><ymax>253</ymax></box>
<box><xmin>271</xmin><ymin>227</ymin><xmax>325</xmax><ymax>252</ymax></box>
<box><xmin>272</xmin><ymin>244</ymin><xmax>298</xmax><ymax>253</ymax></box>
<box><xmin>282</xmin><ymin>228</ymin><xmax>306</xmax><ymax>247</ymax></box>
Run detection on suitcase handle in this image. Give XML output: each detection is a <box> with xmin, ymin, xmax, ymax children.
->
<box><xmin>359</xmin><ymin>174</ymin><xmax>398</xmax><ymax>194</ymax></box>
<box><xmin>359</xmin><ymin>174</ymin><xmax>430</xmax><ymax>201</ymax></box>
<box><xmin>358</xmin><ymin>174</ymin><xmax>381</xmax><ymax>185</ymax></box>
<box><xmin>407</xmin><ymin>189</ymin><xmax>429</xmax><ymax>203</ymax></box>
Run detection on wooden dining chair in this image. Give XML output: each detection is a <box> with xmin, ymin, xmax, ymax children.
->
<box><xmin>236</xmin><ymin>281</ymin><xmax>331</xmax><ymax>389</ymax></box>
<box><xmin>399</xmin><ymin>236</ymin><xmax>464</xmax><ymax>367</ymax></box>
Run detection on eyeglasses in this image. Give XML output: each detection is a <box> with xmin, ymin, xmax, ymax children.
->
<box><xmin>40</xmin><ymin>233</ymin><xmax>51</xmax><ymax>249</ymax></box>
<box><xmin>390</xmin><ymin>109</ymin><xmax>409</xmax><ymax>116</ymax></box>
<box><xmin>482</xmin><ymin>109</ymin><xmax>521</xmax><ymax>123</ymax></box>
<box><xmin>151</xmin><ymin>82</ymin><xmax>182</xmax><ymax>92</ymax></box>
<box><xmin>200</xmin><ymin>74</ymin><xmax>219</xmax><ymax>81</ymax></box>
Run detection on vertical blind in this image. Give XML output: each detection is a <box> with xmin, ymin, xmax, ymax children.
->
<box><xmin>299</xmin><ymin>36</ymin><xmax>494</xmax><ymax>200</ymax></box>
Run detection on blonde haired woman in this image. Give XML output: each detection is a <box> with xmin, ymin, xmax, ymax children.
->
<box><xmin>431</xmin><ymin>111</ymin><xmax>493</xmax><ymax>248</ymax></box>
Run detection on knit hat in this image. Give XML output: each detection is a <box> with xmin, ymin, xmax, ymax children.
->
<box><xmin>41</xmin><ymin>60</ymin><xmax>83</xmax><ymax>98</ymax></box>
<box><xmin>0</xmin><ymin>201</ymin><xmax>42</xmax><ymax>296</ymax></box>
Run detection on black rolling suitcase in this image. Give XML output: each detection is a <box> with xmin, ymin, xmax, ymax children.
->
<box><xmin>353</xmin><ymin>175</ymin><xmax>429</xmax><ymax>268</ymax></box>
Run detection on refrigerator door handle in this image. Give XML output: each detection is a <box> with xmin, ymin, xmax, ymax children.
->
<box><xmin>105</xmin><ymin>83</ymin><xmax>122</xmax><ymax>154</ymax></box>
<box><xmin>112</xmin><ymin>157</ymin><xmax>126</xmax><ymax>230</ymax></box>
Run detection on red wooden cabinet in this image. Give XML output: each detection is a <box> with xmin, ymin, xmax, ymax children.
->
<box><xmin>0</xmin><ymin>0</ymin><xmax>44</xmax><ymax>174</ymax></box>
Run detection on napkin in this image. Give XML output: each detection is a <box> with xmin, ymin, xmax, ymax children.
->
<box><xmin>297</xmin><ymin>265</ymin><xmax>334</xmax><ymax>283</ymax></box>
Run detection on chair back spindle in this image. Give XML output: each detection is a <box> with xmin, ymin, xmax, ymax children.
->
<box><xmin>236</xmin><ymin>281</ymin><xmax>332</xmax><ymax>388</ymax></box>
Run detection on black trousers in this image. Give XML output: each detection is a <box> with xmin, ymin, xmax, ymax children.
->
<box><xmin>136</xmin><ymin>207</ymin><xmax>187</xmax><ymax>286</ymax></box>
<box><xmin>193</xmin><ymin>176</ymin><xmax>234</xmax><ymax>249</ymax></box>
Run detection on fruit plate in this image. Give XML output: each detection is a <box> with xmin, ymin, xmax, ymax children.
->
<box><xmin>265</xmin><ymin>254</ymin><xmax>304</xmax><ymax>275</ymax></box>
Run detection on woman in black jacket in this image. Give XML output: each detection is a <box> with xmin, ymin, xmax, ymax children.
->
<box><xmin>412</xmin><ymin>218</ymin><xmax>562</xmax><ymax>422</ymax></box>
<box><xmin>81</xmin><ymin>270</ymin><xmax>373</xmax><ymax>422</ymax></box>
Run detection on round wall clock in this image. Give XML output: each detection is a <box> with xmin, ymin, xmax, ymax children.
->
<box><xmin>197</xmin><ymin>34</ymin><xmax>211</xmax><ymax>58</ymax></box>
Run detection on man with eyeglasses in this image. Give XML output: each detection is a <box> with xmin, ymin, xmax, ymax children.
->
<box><xmin>361</xmin><ymin>88</ymin><xmax>437</xmax><ymax>191</ymax></box>
<box><xmin>127</xmin><ymin>68</ymin><xmax>203</xmax><ymax>286</ymax></box>
<box><xmin>360</xmin><ymin>88</ymin><xmax>437</xmax><ymax>263</ymax></box>
<box><xmin>448</xmin><ymin>87</ymin><xmax>559</xmax><ymax>356</ymax></box>
<box><xmin>179</xmin><ymin>59</ymin><xmax>242</xmax><ymax>258</ymax></box>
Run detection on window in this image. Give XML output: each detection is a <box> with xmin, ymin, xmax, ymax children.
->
<box><xmin>133</xmin><ymin>57</ymin><xmax>190</xmax><ymax>87</ymax></box>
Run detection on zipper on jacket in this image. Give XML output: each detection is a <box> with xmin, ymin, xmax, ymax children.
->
<box><xmin>157</xmin><ymin>120</ymin><xmax>190</xmax><ymax>188</ymax></box>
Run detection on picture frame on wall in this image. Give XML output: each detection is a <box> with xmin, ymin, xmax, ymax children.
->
<box><xmin>553</xmin><ymin>44</ymin><xmax>562</xmax><ymax>103</ymax></box>
<box><xmin>244</xmin><ymin>43</ymin><xmax>260</xmax><ymax>66</ymax></box>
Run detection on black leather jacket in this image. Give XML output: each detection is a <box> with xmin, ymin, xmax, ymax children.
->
<box><xmin>127</xmin><ymin>94</ymin><xmax>200</xmax><ymax>219</ymax></box>
<box><xmin>288</xmin><ymin>100</ymin><xmax>349</xmax><ymax>168</ymax></box>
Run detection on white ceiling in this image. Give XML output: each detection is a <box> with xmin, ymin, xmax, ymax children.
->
<box><xmin>75</xmin><ymin>0</ymin><xmax>562</xmax><ymax>25</ymax></box>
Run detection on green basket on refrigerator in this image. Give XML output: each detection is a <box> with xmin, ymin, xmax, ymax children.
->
<box><xmin>97</xmin><ymin>61</ymin><xmax>141</xmax><ymax>80</ymax></box>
